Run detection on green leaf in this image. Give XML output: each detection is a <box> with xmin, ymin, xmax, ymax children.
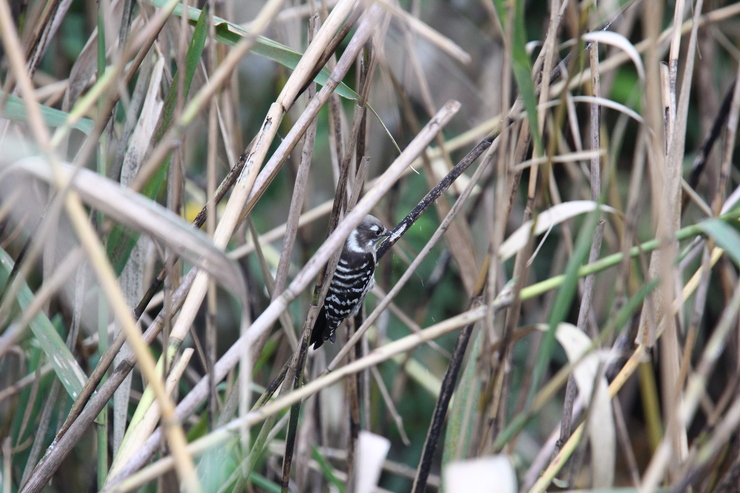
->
<box><xmin>527</xmin><ymin>208</ymin><xmax>599</xmax><ymax>408</ymax></box>
<box><xmin>248</xmin><ymin>473</ymin><xmax>282</xmax><ymax>493</ymax></box>
<box><xmin>442</xmin><ymin>326</ymin><xmax>483</xmax><ymax>466</ymax></box>
<box><xmin>148</xmin><ymin>0</ymin><xmax>361</xmax><ymax>101</ymax></box>
<box><xmin>700</xmin><ymin>218</ymin><xmax>740</xmax><ymax>268</ymax></box>
<box><xmin>10</xmin><ymin>344</ymin><xmax>55</xmax><ymax>446</ymax></box>
<box><xmin>311</xmin><ymin>445</ymin><xmax>345</xmax><ymax>493</ymax></box>
<box><xmin>0</xmin><ymin>91</ymin><xmax>95</xmax><ymax>134</ymax></box>
<box><xmin>0</xmin><ymin>249</ymin><xmax>86</xmax><ymax>400</ymax></box>
<box><xmin>197</xmin><ymin>438</ymin><xmax>240</xmax><ymax>491</ymax></box>
<box><xmin>107</xmin><ymin>224</ymin><xmax>141</xmax><ymax>276</ymax></box>
<box><xmin>491</xmin><ymin>0</ymin><xmax>542</xmax><ymax>155</ymax></box>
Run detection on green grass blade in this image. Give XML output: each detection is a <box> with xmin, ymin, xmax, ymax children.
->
<box><xmin>248</xmin><ymin>473</ymin><xmax>282</xmax><ymax>493</ymax></box>
<box><xmin>700</xmin><ymin>218</ymin><xmax>740</xmax><ymax>267</ymax></box>
<box><xmin>0</xmin><ymin>91</ymin><xmax>95</xmax><ymax>134</ymax></box>
<box><xmin>491</xmin><ymin>0</ymin><xmax>542</xmax><ymax>154</ymax></box>
<box><xmin>527</xmin><ymin>210</ymin><xmax>598</xmax><ymax>408</ymax></box>
<box><xmin>311</xmin><ymin>445</ymin><xmax>345</xmax><ymax>493</ymax></box>
<box><xmin>148</xmin><ymin>0</ymin><xmax>361</xmax><ymax>101</ymax></box>
<box><xmin>10</xmin><ymin>345</ymin><xmax>47</xmax><ymax>443</ymax></box>
<box><xmin>442</xmin><ymin>326</ymin><xmax>482</xmax><ymax>465</ymax></box>
<box><xmin>699</xmin><ymin>219</ymin><xmax>740</xmax><ymax>266</ymax></box>
<box><xmin>0</xmin><ymin>249</ymin><xmax>86</xmax><ymax>400</ymax></box>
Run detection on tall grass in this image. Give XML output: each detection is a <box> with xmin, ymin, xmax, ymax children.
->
<box><xmin>1</xmin><ymin>0</ymin><xmax>740</xmax><ymax>491</ymax></box>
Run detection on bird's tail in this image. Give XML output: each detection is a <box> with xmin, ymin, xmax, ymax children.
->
<box><xmin>310</xmin><ymin>307</ymin><xmax>328</xmax><ymax>349</ymax></box>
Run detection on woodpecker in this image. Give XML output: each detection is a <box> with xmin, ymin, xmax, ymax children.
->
<box><xmin>310</xmin><ymin>215</ymin><xmax>391</xmax><ymax>349</ymax></box>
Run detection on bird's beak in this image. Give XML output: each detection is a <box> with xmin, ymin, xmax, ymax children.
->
<box><xmin>379</xmin><ymin>229</ymin><xmax>392</xmax><ymax>247</ymax></box>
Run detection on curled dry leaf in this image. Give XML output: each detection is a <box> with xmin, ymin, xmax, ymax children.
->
<box><xmin>540</xmin><ymin>323</ymin><xmax>616</xmax><ymax>488</ymax></box>
<box><xmin>581</xmin><ymin>31</ymin><xmax>646</xmax><ymax>82</ymax></box>
<box><xmin>498</xmin><ymin>201</ymin><xmax>619</xmax><ymax>262</ymax></box>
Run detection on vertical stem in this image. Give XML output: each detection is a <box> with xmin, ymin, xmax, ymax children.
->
<box><xmin>206</xmin><ymin>0</ymin><xmax>219</xmax><ymax>432</ymax></box>
<box><xmin>97</xmin><ymin>290</ymin><xmax>109</xmax><ymax>489</ymax></box>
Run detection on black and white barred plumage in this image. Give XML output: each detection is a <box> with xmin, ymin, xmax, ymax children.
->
<box><xmin>310</xmin><ymin>215</ymin><xmax>391</xmax><ymax>349</ymax></box>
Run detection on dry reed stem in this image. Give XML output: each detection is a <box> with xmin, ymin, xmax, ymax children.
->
<box><xmin>532</xmin><ymin>246</ymin><xmax>725</xmax><ymax>492</ymax></box>
<box><xmin>135</xmin><ymin>0</ymin><xmax>356</xmax><ymax>443</ymax></box>
<box><xmin>107</xmin><ymin>304</ymin><xmax>486</xmax><ymax>492</ymax></box>
<box><xmin>105</xmin><ymin>99</ymin><xmax>460</xmax><ymax>486</ymax></box>
<box><xmin>327</xmin><ymin>135</ymin><xmax>497</xmax><ymax>372</ymax></box>
<box><xmin>4</xmin><ymin>0</ymin><xmax>740</xmax><ymax>491</ymax></box>
<box><xmin>0</xmin><ymin>0</ymin><xmax>202</xmax><ymax>488</ymax></box>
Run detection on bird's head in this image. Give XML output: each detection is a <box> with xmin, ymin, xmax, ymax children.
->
<box><xmin>345</xmin><ymin>215</ymin><xmax>391</xmax><ymax>254</ymax></box>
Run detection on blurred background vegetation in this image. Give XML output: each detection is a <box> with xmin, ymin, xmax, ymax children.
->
<box><xmin>1</xmin><ymin>0</ymin><xmax>740</xmax><ymax>491</ymax></box>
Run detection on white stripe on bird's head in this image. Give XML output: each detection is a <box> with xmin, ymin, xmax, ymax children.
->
<box><xmin>346</xmin><ymin>229</ymin><xmax>364</xmax><ymax>253</ymax></box>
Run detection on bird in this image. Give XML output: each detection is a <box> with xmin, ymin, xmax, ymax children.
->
<box><xmin>310</xmin><ymin>215</ymin><xmax>391</xmax><ymax>349</ymax></box>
